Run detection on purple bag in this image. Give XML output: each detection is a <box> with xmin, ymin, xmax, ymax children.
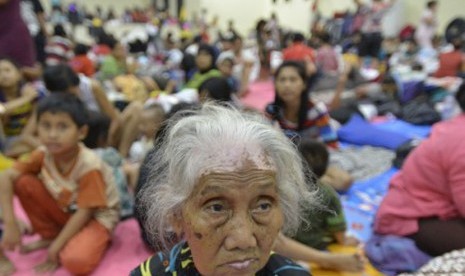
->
<box><xmin>364</xmin><ymin>234</ymin><xmax>432</xmax><ymax>276</ymax></box>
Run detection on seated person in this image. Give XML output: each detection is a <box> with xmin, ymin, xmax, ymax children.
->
<box><xmin>0</xmin><ymin>94</ymin><xmax>120</xmax><ymax>275</ymax></box>
<box><xmin>43</xmin><ymin>64</ymin><xmax>121</xmax><ymax>147</ymax></box>
<box><xmin>0</xmin><ymin>58</ymin><xmax>41</xmax><ymax>157</ymax></box>
<box><xmin>198</xmin><ymin>77</ymin><xmax>239</xmax><ymax>106</ymax></box>
<box><xmin>83</xmin><ymin>111</ymin><xmax>134</xmax><ymax>218</ymax></box>
<box><xmin>132</xmin><ymin>103</ymin><xmax>313</xmax><ymax>275</ymax></box>
<box><xmin>217</xmin><ymin>54</ymin><xmax>240</xmax><ymax>93</ymax></box>
<box><xmin>266</xmin><ymin>61</ymin><xmax>353</xmax><ymax>191</ymax></box>
<box><xmin>69</xmin><ymin>43</ymin><xmax>95</xmax><ymax>77</ymax></box>
<box><xmin>374</xmin><ymin>83</ymin><xmax>465</xmax><ymax>257</ymax></box>
<box><xmin>44</xmin><ymin>24</ymin><xmax>73</xmax><ymax>66</ymax></box>
<box><xmin>98</xmin><ymin>39</ymin><xmax>128</xmax><ymax>81</ymax></box>
<box><xmin>274</xmin><ymin>139</ymin><xmax>363</xmax><ymax>272</ymax></box>
<box><xmin>128</xmin><ymin>103</ymin><xmax>165</xmax><ymax>163</ymax></box>
<box><xmin>183</xmin><ymin>44</ymin><xmax>222</xmax><ymax>90</ymax></box>
<box><xmin>434</xmin><ymin>38</ymin><xmax>465</xmax><ymax>78</ymax></box>
<box><xmin>134</xmin><ymin>102</ymin><xmax>199</xmax><ymax>251</ymax></box>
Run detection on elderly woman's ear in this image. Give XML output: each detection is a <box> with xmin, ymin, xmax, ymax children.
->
<box><xmin>168</xmin><ymin>213</ymin><xmax>183</xmax><ymax>237</ymax></box>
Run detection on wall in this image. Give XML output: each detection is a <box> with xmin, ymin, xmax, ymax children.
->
<box><xmin>43</xmin><ymin>0</ymin><xmax>464</xmax><ymax>36</ymax></box>
<box><xmin>183</xmin><ymin>0</ymin><xmax>464</xmax><ymax>37</ymax></box>
<box><xmin>404</xmin><ymin>0</ymin><xmax>465</xmax><ymax>34</ymax></box>
<box><xmin>43</xmin><ymin>0</ymin><xmax>151</xmax><ymax>14</ymax></box>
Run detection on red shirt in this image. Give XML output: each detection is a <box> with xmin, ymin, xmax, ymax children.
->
<box><xmin>282</xmin><ymin>42</ymin><xmax>315</xmax><ymax>62</ymax></box>
<box><xmin>70</xmin><ymin>55</ymin><xmax>95</xmax><ymax>77</ymax></box>
<box><xmin>434</xmin><ymin>50</ymin><xmax>464</xmax><ymax>78</ymax></box>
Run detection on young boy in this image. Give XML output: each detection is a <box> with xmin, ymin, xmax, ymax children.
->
<box><xmin>274</xmin><ymin>139</ymin><xmax>363</xmax><ymax>272</ymax></box>
<box><xmin>0</xmin><ymin>93</ymin><xmax>120</xmax><ymax>275</ymax></box>
<box><xmin>295</xmin><ymin>139</ymin><xmax>357</xmax><ymax>249</ymax></box>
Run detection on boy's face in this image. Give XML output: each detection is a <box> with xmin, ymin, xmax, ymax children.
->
<box><xmin>38</xmin><ymin>111</ymin><xmax>88</xmax><ymax>157</ymax></box>
<box><xmin>0</xmin><ymin>60</ymin><xmax>21</xmax><ymax>88</ymax></box>
<box><xmin>219</xmin><ymin>60</ymin><xmax>233</xmax><ymax>76</ymax></box>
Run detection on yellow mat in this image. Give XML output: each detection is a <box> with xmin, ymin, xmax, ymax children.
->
<box><xmin>311</xmin><ymin>244</ymin><xmax>384</xmax><ymax>276</ymax></box>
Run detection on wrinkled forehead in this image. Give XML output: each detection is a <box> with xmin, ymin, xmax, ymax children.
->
<box><xmin>197</xmin><ymin>142</ymin><xmax>276</xmax><ymax>176</ymax></box>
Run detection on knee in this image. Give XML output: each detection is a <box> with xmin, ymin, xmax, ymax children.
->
<box><xmin>60</xmin><ymin>253</ymin><xmax>98</xmax><ymax>275</ymax></box>
<box><xmin>14</xmin><ymin>174</ymin><xmax>41</xmax><ymax>196</ymax></box>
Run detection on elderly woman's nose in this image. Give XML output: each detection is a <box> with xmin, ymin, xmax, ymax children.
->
<box><xmin>224</xmin><ymin>215</ymin><xmax>257</xmax><ymax>251</ymax></box>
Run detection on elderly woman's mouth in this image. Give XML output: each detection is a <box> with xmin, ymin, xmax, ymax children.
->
<box><xmin>225</xmin><ymin>258</ymin><xmax>257</xmax><ymax>270</ymax></box>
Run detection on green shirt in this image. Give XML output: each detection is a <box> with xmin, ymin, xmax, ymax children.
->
<box><xmin>99</xmin><ymin>55</ymin><xmax>126</xmax><ymax>80</ymax></box>
<box><xmin>293</xmin><ymin>181</ymin><xmax>347</xmax><ymax>250</ymax></box>
<box><xmin>184</xmin><ymin>69</ymin><xmax>222</xmax><ymax>90</ymax></box>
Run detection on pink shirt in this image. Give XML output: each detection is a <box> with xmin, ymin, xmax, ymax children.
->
<box><xmin>375</xmin><ymin>114</ymin><xmax>465</xmax><ymax>236</ymax></box>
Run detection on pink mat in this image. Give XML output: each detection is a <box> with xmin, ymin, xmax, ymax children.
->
<box><xmin>240</xmin><ymin>80</ymin><xmax>275</xmax><ymax>112</ymax></box>
<box><xmin>6</xmin><ymin>200</ymin><xmax>151</xmax><ymax>276</ymax></box>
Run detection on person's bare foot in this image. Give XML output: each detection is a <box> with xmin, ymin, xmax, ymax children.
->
<box><xmin>17</xmin><ymin>219</ymin><xmax>33</xmax><ymax>235</ymax></box>
<box><xmin>20</xmin><ymin>239</ymin><xmax>52</xmax><ymax>254</ymax></box>
<box><xmin>0</xmin><ymin>254</ymin><xmax>15</xmax><ymax>276</ymax></box>
<box><xmin>34</xmin><ymin>259</ymin><xmax>59</xmax><ymax>274</ymax></box>
<box><xmin>321</xmin><ymin>253</ymin><xmax>365</xmax><ymax>272</ymax></box>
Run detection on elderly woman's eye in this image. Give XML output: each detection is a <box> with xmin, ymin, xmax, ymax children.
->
<box><xmin>253</xmin><ymin>199</ymin><xmax>273</xmax><ymax>213</ymax></box>
<box><xmin>205</xmin><ymin>202</ymin><xmax>226</xmax><ymax>213</ymax></box>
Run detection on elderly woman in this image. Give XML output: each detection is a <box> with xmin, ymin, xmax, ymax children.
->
<box><xmin>131</xmin><ymin>103</ymin><xmax>315</xmax><ymax>275</ymax></box>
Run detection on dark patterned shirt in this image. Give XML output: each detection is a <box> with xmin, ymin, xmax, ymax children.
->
<box><xmin>130</xmin><ymin>242</ymin><xmax>311</xmax><ymax>276</ymax></box>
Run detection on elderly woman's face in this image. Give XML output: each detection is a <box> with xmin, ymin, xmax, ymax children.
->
<box><xmin>176</xmin><ymin>165</ymin><xmax>283</xmax><ymax>275</ymax></box>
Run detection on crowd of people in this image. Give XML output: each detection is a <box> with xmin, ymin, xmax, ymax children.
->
<box><xmin>1</xmin><ymin>0</ymin><xmax>465</xmax><ymax>274</ymax></box>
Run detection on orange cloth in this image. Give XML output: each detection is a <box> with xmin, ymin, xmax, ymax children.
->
<box><xmin>14</xmin><ymin>175</ymin><xmax>111</xmax><ymax>275</ymax></box>
<box><xmin>70</xmin><ymin>55</ymin><xmax>95</xmax><ymax>77</ymax></box>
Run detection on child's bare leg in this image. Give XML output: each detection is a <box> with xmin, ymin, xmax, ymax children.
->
<box><xmin>0</xmin><ymin>250</ymin><xmax>15</xmax><ymax>276</ymax></box>
<box><xmin>123</xmin><ymin>162</ymin><xmax>140</xmax><ymax>191</ymax></box>
<box><xmin>20</xmin><ymin>239</ymin><xmax>53</xmax><ymax>254</ymax></box>
<box><xmin>165</xmin><ymin>80</ymin><xmax>177</xmax><ymax>94</ymax></box>
<box><xmin>118</xmin><ymin>102</ymin><xmax>143</xmax><ymax>157</ymax></box>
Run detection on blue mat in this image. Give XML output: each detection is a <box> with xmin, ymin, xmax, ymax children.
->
<box><xmin>341</xmin><ymin>168</ymin><xmax>399</xmax><ymax>242</ymax></box>
<box><xmin>336</xmin><ymin>117</ymin><xmax>431</xmax><ymax>242</ymax></box>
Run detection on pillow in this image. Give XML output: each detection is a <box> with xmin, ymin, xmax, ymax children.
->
<box><xmin>337</xmin><ymin>115</ymin><xmax>410</xmax><ymax>150</ymax></box>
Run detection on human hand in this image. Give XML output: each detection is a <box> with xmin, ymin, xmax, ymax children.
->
<box><xmin>339</xmin><ymin>63</ymin><xmax>352</xmax><ymax>83</ymax></box>
<box><xmin>0</xmin><ymin>254</ymin><xmax>15</xmax><ymax>276</ymax></box>
<box><xmin>21</xmin><ymin>85</ymin><xmax>39</xmax><ymax>101</ymax></box>
<box><xmin>344</xmin><ymin>235</ymin><xmax>360</xmax><ymax>247</ymax></box>
<box><xmin>322</xmin><ymin>252</ymin><xmax>365</xmax><ymax>272</ymax></box>
<box><xmin>16</xmin><ymin>219</ymin><xmax>33</xmax><ymax>235</ymax></box>
<box><xmin>1</xmin><ymin>223</ymin><xmax>21</xmax><ymax>251</ymax></box>
<box><xmin>47</xmin><ymin>241</ymin><xmax>62</xmax><ymax>263</ymax></box>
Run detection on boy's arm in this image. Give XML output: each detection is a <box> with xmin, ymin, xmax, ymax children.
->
<box><xmin>334</xmin><ymin>231</ymin><xmax>359</xmax><ymax>246</ymax></box>
<box><xmin>0</xmin><ymin>85</ymin><xmax>38</xmax><ymax>117</ymax></box>
<box><xmin>47</xmin><ymin>208</ymin><xmax>94</xmax><ymax>262</ymax></box>
<box><xmin>274</xmin><ymin>233</ymin><xmax>364</xmax><ymax>272</ymax></box>
<box><xmin>0</xmin><ymin>169</ymin><xmax>23</xmax><ymax>250</ymax></box>
<box><xmin>274</xmin><ymin>233</ymin><xmax>332</xmax><ymax>264</ymax></box>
